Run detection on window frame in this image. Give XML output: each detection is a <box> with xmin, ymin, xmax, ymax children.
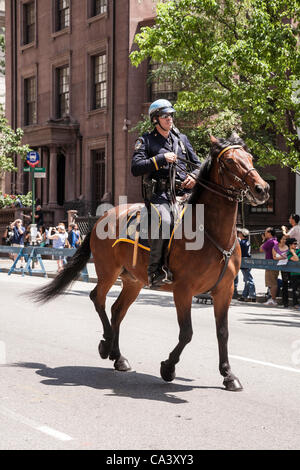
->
<box><xmin>24</xmin><ymin>75</ymin><xmax>37</xmax><ymax>126</ymax></box>
<box><xmin>20</xmin><ymin>0</ymin><xmax>37</xmax><ymax>49</ymax></box>
<box><xmin>56</xmin><ymin>64</ymin><xmax>70</xmax><ymax>119</ymax></box>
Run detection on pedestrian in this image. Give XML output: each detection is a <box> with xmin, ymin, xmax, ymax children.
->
<box><xmin>68</xmin><ymin>223</ymin><xmax>81</xmax><ymax>248</ymax></box>
<box><xmin>131</xmin><ymin>98</ymin><xmax>200</xmax><ymax>288</ymax></box>
<box><xmin>34</xmin><ymin>205</ymin><xmax>44</xmax><ymax>229</ymax></box>
<box><xmin>260</xmin><ymin>227</ymin><xmax>278</xmax><ymax>306</ymax></box>
<box><xmin>272</xmin><ymin>232</ymin><xmax>289</xmax><ymax>308</ymax></box>
<box><xmin>286</xmin><ymin>238</ymin><xmax>300</xmax><ymax>309</ymax></box>
<box><xmin>237</xmin><ymin>228</ymin><xmax>256</xmax><ymax>302</ymax></box>
<box><xmin>10</xmin><ymin>219</ymin><xmax>26</xmax><ymax>268</ymax></box>
<box><xmin>282</xmin><ymin>214</ymin><xmax>300</xmax><ymax>246</ymax></box>
<box><xmin>47</xmin><ymin>223</ymin><xmax>68</xmax><ymax>272</ymax></box>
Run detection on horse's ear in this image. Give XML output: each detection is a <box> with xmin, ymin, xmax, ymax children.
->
<box><xmin>230</xmin><ymin>131</ymin><xmax>240</xmax><ymax>140</ymax></box>
<box><xmin>210</xmin><ymin>135</ymin><xmax>218</xmax><ymax>144</ymax></box>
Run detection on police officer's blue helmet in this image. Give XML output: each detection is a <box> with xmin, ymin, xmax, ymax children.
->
<box><xmin>148</xmin><ymin>99</ymin><xmax>175</xmax><ymax>123</ymax></box>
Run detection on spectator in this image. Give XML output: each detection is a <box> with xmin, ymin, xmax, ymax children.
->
<box><xmin>34</xmin><ymin>205</ymin><xmax>44</xmax><ymax>229</ymax></box>
<box><xmin>286</xmin><ymin>238</ymin><xmax>300</xmax><ymax>309</ymax></box>
<box><xmin>282</xmin><ymin>214</ymin><xmax>300</xmax><ymax>247</ymax></box>
<box><xmin>47</xmin><ymin>223</ymin><xmax>68</xmax><ymax>272</ymax></box>
<box><xmin>10</xmin><ymin>219</ymin><xmax>26</xmax><ymax>268</ymax></box>
<box><xmin>68</xmin><ymin>223</ymin><xmax>81</xmax><ymax>248</ymax></box>
<box><xmin>233</xmin><ymin>228</ymin><xmax>242</xmax><ymax>299</ymax></box>
<box><xmin>237</xmin><ymin>228</ymin><xmax>256</xmax><ymax>302</ymax></box>
<box><xmin>260</xmin><ymin>227</ymin><xmax>278</xmax><ymax>306</ymax></box>
<box><xmin>272</xmin><ymin>232</ymin><xmax>289</xmax><ymax>308</ymax></box>
<box><xmin>38</xmin><ymin>226</ymin><xmax>48</xmax><ymax>247</ymax></box>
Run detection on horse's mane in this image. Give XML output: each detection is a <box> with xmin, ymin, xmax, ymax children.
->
<box><xmin>188</xmin><ymin>133</ymin><xmax>247</xmax><ymax>204</ymax></box>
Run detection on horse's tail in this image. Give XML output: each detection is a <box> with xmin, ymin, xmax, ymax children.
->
<box><xmin>30</xmin><ymin>231</ymin><xmax>92</xmax><ymax>303</ymax></box>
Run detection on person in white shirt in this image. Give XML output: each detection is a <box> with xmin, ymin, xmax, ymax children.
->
<box><xmin>282</xmin><ymin>214</ymin><xmax>300</xmax><ymax>246</ymax></box>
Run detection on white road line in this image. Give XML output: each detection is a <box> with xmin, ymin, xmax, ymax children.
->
<box><xmin>229</xmin><ymin>354</ymin><xmax>300</xmax><ymax>374</ymax></box>
<box><xmin>0</xmin><ymin>406</ymin><xmax>73</xmax><ymax>442</ymax></box>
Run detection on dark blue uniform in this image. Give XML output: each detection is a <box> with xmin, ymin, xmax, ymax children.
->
<box><xmin>131</xmin><ymin>128</ymin><xmax>200</xmax><ymax>281</ymax></box>
<box><xmin>131</xmin><ymin>128</ymin><xmax>200</xmax><ymax>190</ymax></box>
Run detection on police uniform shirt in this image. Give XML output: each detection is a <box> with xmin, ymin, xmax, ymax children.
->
<box><xmin>131</xmin><ymin>129</ymin><xmax>200</xmax><ymax>182</ymax></box>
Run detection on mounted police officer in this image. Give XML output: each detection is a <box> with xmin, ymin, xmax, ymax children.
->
<box><xmin>131</xmin><ymin>99</ymin><xmax>201</xmax><ymax>288</ymax></box>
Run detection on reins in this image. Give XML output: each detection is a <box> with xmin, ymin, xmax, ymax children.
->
<box><xmin>175</xmin><ymin>145</ymin><xmax>256</xmax><ymax>203</ymax></box>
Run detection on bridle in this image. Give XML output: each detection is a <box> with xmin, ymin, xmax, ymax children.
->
<box><xmin>214</xmin><ymin>145</ymin><xmax>257</xmax><ymax>203</ymax></box>
<box><xmin>174</xmin><ymin>145</ymin><xmax>257</xmax><ymax>203</ymax></box>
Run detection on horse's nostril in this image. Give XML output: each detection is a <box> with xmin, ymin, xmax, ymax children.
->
<box><xmin>255</xmin><ymin>185</ymin><xmax>263</xmax><ymax>194</ymax></box>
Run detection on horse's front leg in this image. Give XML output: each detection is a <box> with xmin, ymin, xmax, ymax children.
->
<box><xmin>213</xmin><ymin>285</ymin><xmax>243</xmax><ymax>391</ymax></box>
<box><xmin>160</xmin><ymin>290</ymin><xmax>193</xmax><ymax>382</ymax></box>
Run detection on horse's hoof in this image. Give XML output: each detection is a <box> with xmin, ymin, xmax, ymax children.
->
<box><xmin>160</xmin><ymin>361</ymin><xmax>176</xmax><ymax>382</ymax></box>
<box><xmin>223</xmin><ymin>377</ymin><xmax>243</xmax><ymax>391</ymax></box>
<box><xmin>114</xmin><ymin>356</ymin><xmax>131</xmax><ymax>372</ymax></box>
<box><xmin>98</xmin><ymin>340</ymin><xmax>110</xmax><ymax>359</ymax></box>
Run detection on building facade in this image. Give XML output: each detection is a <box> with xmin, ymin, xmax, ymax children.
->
<box><xmin>4</xmin><ymin>0</ymin><xmax>299</xmax><ymax>229</ymax></box>
<box><xmin>5</xmin><ymin>0</ymin><xmax>158</xmax><ymax>223</ymax></box>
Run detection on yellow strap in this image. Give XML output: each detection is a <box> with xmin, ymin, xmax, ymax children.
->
<box><xmin>112</xmin><ymin>238</ymin><xmax>150</xmax><ymax>251</ymax></box>
<box><xmin>152</xmin><ymin>156</ymin><xmax>159</xmax><ymax>171</ymax></box>
<box><xmin>217</xmin><ymin>145</ymin><xmax>242</xmax><ymax>160</ymax></box>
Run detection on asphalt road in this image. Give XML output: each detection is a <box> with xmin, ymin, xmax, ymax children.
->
<box><xmin>0</xmin><ymin>273</ymin><xmax>300</xmax><ymax>450</ymax></box>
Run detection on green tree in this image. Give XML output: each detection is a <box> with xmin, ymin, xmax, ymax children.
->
<box><xmin>131</xmin><ymin>0</ymin><xmax>300</xmax><ymax>170</ymax></box>
<box><xmin>0</xmin><ymin>111</ymin><xmax>31</xmax><ymax>193</ymax></box>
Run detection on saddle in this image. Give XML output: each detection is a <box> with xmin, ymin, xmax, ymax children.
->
<box><xmin>113</xmin><ymin>198</ymin><xmax>187</xmax><ymax>253</ymax></box>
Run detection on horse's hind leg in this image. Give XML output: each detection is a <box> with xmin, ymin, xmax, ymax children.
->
<box><xmin>89</xmin><ymin>269</ymin><xmax>120</xmax><ymax>360</ymax></box>
<box><xmin>160</xmin><ymin>290</ymin><xmax>193</xmax><ymax>382</ymax></box>
<box><xmin>110</xmin><ymin>277</ymin><xmax>144</xmax><ymax>372</ymax></box>
<box><xmin>213</xmin><ymin>287</ymin><xmax>243</xmax><ymax>391</ymax></box>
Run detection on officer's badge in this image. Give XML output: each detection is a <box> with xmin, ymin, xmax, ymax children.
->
<box><xmin>134</xmin><ymin>139</ymin><xmax>143</xmax><ymax>151</ymax></box>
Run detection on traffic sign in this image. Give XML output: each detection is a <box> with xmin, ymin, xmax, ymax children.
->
<box><xmin>26</xmin><ymin>151</ymin><xmax>40</xmax><ymax>167</ymax></box>
<box><xmin>34</xmin><ymin>172</ymin><xmax>46</xmax><ymax>178</ymax></box>
<box><xmin>24</xmin><ymin>167</ymin><xmax>45</xmax><ymax>172</ymax></box>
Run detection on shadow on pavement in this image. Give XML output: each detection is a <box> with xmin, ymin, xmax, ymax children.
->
<box><xmin>7</xmin><ymin>362</ymin><xmax>223</xmax><ymax>404</ymax></box>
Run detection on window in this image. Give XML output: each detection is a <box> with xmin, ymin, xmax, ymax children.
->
<box><xmin>92</xmin><ymin>149</ymin><xmax>106</xmax><ymax>209</ymax></box>
<box><xmin>93</xmin><ymin>54</ymin><xmax>107</xmax><ymax>109</ymax></box>
<box><xmin>23</xmin><ymin>2</ymin><xmax>35</xmax><ymax>45</ymax></box>
<box><xmin>93</xmin><ymin>0</ymin><xmax>107</xmax><ymax>16</ymax></box>
<box><xmin>57</xmin><ymin>0</ymin><xmax>70</xmax><ymax>30</ymax></box>
<box><xmin>24</xmin><ymin>76</ymin><xmax>37</xmax><ymax>125</ymax></box>
<box><xmin>57</xmin><ymin>65</ymin><xmax>70</xmax><ymax>117</ymax></box>
<box><xmin>250</xmin><ymin>180</ymin><xmax>275</xmax><ymax>213</ymax></box>
<box><xmin>149</xmin><ymin>61</ymin><xmax>177</xmax><ymax>102</ymax></box>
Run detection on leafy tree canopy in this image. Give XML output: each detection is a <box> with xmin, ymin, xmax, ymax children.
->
<box><xmin>131</xmin><ymin>0</ymin><xmax>300</xmax><ymax>170</ymax></box>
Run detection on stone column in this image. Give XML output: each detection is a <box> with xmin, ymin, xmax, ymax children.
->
<box><xmin>65</xmin><ymin>144</ymin><xmax>76</xmax><ymax>202</ymax></box>
<box><xmin>48</xmin><ymin>145</ymin><xmax>57</xmax><ymax>207</ymax></box>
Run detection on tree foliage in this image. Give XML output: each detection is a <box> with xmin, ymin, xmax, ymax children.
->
<box><xmin>131</xmin><ymin>0</ymin><xmax>300</xmax><ymax>169</ymax></box>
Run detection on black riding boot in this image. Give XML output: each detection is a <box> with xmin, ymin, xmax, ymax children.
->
<box><xmin>148</xmin><ymin>238</ymin><xmax>173</xmax><ymax>288</ymax></box>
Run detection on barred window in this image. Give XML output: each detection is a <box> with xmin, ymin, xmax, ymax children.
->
<box><xmin>57</xmin><ymin>65</ymin><xmax>70</xmax><ymax>117</ymax></box>
<box><xmin>250</xmin><ymin>180</ymin><xmax>275</xmax><ymax>213</ymax></box>
<box><xmin>24</xmin><ymin>2</ymin><xmax>35</xmax><ymax>44</ymax></box>
<box><xmin>93</xmin><ymin>54</ymin><xmax>107</xmax><ymax>109</ymax></box>
<box><xmin>57</xmin><ymin>0</ymin><xmax>70</xmax><ymax>30</ymax></box>
<box><xmin>92</xmin><ymin>149</ymin><xmax>106</xmax><ymax>208</ymax></box>
<box><xmin>24</xmin><ymin>77</ymin><xmax>37</xmax><ymax>125</ymax></box>
<box><xmin>93</xmin><ymin>0</ymin><xmax>107</xmax><ymax>16</ymax></box>
<box><xmin>149</xmin><ymin>62</ymin><xmax>177</xmax><ymax>103</ymax></box>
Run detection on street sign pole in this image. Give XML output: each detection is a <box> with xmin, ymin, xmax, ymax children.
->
<box><xmin>31</xmin><ymin>166</ymin><xmax>35</xmax><ymax>225</ymax></box>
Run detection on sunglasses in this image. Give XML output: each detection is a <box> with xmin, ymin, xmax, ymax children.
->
<box><xmin>159</xmin><ymin>113</ymin><xmax>174</xmax><ymax>119</ymax></box>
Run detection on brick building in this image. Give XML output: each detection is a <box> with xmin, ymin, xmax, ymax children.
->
<box><xmin>4</xmin><ymin>0</ymin><xmax>299</xmax><ymax>229</ymax></box>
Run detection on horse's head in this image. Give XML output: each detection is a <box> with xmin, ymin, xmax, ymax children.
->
<box><xmin>210</xmin><ymin>133</ymin><xmax>269</xmax><ymax>206</ymax></box>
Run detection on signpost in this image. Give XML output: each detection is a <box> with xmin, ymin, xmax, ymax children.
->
<box><xmin>24</xmin><ymin>152</ymin><xmax>46</xmax><ymax>244</ymax></box>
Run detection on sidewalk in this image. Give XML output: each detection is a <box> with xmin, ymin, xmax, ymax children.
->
<box><xmin>0</xmin><ymin>254</ymin><xmax>268</xmax><ymax>295</ymax></box>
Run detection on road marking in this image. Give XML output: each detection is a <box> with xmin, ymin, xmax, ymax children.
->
<box><xmin>0</xmin><ymin>406</ymin><xmax>73</xmax><ymax>442</ymax></box>
<box><xmin>229</xmin><ymin>354</ymin><xmax>300</xmax><ymax>374</ymax></box>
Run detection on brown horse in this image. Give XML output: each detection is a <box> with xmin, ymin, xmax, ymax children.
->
<box><xmin>32</xmin><ymin>134</ymin><xmax>269</xmax><ymax>391</ymax></box>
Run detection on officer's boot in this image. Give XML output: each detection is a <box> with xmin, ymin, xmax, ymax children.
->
<box><xmin>148</xmin><ymin>238</ymin><xmax>173</xmax><ymax>288</ymax></box>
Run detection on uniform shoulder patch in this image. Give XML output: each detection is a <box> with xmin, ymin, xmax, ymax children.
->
<box><xmin>134</xmin><ymin>138</ymin><xmax>144</xmax><ymax>151</ymax></box>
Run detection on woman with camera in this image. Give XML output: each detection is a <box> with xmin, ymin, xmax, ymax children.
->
<box><xmin>47</xmin><ymin>223</ymin><xmax>68</xmax><ymax>272</ymax></box>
